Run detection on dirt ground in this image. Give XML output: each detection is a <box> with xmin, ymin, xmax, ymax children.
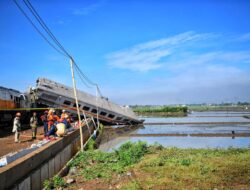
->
<box><xmin>0</xmin><ymin>126</ymin><xmax>45</xmax><ymax>157</ymax></box>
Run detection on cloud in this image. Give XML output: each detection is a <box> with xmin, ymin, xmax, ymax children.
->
<box><xmin>72</xmin><ymin>1</ymin><xmax>104</xmax><ymax>16</ymax></box>
<box><xmin>105</xmin><ymin>31</ymin><xmax>250</xmax><ymax>104</ymax></box>
<box><xmin>106</xmin><ymin>31</ymin><xmax>216</xmax><ymax>72</ymax></box>
<box><xmin>234</xmin><ymin>33</ymin><xmax>250</xmax><ymax>42</ymax></box>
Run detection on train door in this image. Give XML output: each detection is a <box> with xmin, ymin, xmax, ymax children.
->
<box><xmin>14</xmin><ymin>96</ymin><xmax>21</xmax><ymax>108</ymax></box>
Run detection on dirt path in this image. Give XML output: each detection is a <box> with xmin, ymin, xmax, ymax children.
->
<box><xmin>0</xmin><ymin>126</ymin><xmax>45</xmax><ymax>157</ymax></box>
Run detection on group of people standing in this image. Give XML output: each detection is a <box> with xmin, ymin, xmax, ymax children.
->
<box><xmin>12</xmin><ymin>109</ymin><xmax>73</xmax><ymax>143</ymax></box>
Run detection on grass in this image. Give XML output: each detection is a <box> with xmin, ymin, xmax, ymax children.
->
<box><xmin>132</xmin><ymin>106</ymin><xmax>188</xmax><ymax>113</ymax></box>
<box><xmin>123</xmin><ymin>147</ymin><xmax>250</xmax><ymax>189</ymax></box>
<box><xmin>43</xmin><ymin>175</ymin><xmax>66</xmax><ymax>190</ymax></box>
<box><xmin>66</xmin><ymin>143</ymin><xmax>250</xmax><ymax>190</ymax></box>
<box><xmin>69</xmin><ymin>141</ymin><xmax>148</xmax><ymax>180</ymax></box>
<box><xmin>188</xmin><ymin>105</ymin><xmax>249</xmax><ymax>112</ymax></box>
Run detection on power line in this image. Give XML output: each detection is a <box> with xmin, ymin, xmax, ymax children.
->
<box><xmin>23</xmin><ymin>0</ymin><xmax>71</xmax><ymax>58</ymax></box>
<box><xmin>13</xmin><ymin>0</ymin><xmax>67</xmax><ymax>56</ymax></box>
<box><xmin>22</xmin><ymin>0</ymin><xmax>98</xmax><ymax>89</ymax></box>
<box><xmin>13</xmin><ymin>0</ymin><xmax>104</xmax><ymax>95</ymax></box>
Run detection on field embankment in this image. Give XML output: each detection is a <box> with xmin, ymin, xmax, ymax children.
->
<box><xmin>46</xmin><ymin>142</ymin><xmax>250</xmax><ymax>190</ymax></box>
<box><xmin>188</xmin><ymin>105</ymin><xmax>249</xmax><ymax>112</ymax></box>
<box><xmin>132</xmin><ymin>106</ymin><xmax>188</xmax><ymax>117</ymax></box>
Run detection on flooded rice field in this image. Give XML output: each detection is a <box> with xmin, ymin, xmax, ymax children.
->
<box><xmin>99</xmin><ymin>111</ymin><xmax>250</xmax><ymax>151</ymax></box>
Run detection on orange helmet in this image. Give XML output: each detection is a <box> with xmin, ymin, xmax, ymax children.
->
<box><xmin>16</xmin><ymin>112</ymin><xmax>21</xmax><ymax>117</ymax></box>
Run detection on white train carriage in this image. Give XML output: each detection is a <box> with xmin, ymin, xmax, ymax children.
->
<box><xmin>33</xmin><ymin>78</ymin><xmax>142</xmax><ymax>125</ymax></box>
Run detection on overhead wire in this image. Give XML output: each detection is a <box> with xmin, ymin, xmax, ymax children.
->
<box><xmin>23</xmin><ymin>0</ymin><xmax>72</xmax><ymax>58</ymax></box>
<box><xmin>14</xmin><ymin>0</ymin><xmax>102</xmax><ymax>92</ymax></box>
<box><xmin>14</xmin><ymin>0</ymin><xmax>108</xmax><ymax>118</ymax></box>
<box><xmin>13</xmin><ymin>0</ymin><xmax>67</xmax><ymax>57</ymax></box>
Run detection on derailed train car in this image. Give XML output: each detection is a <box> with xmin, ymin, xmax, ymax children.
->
<box><xmin>33</xmin><ymin>78</ymin><xmax>143</xmax><ymax>125</ymax></box>
<box><xmin>0</xmin><ymin>78</ymin><xmax>143</xmax><ymax>128</ymax></box>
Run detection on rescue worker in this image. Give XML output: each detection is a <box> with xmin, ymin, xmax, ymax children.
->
<box><xmin>30</xmin><ymin>112</ymin><xmax>38</xmax><ymax>139</ymax></box>
<box><xmin>47</xmin><ymin>109</ymin><xmax>55</xmax><ymax>131</ymax></box>
<box><xmin>46</xmin><ymin>109</ymin><xmax>59</xmax><ymax>138</ymax></box>
<box><xmin>40</xmin><ymin>110</ymin><xmax>48</xmax><ymax>136</ymax></box>
<box><xmin>61</xmin><ymin>110</ymin><xmax>66</xmax><ymax>120</ymax></box>
<box><xmin>12</xmin><ymin>112</ymin><xmax>21</xmax><ymax>143</ymax></box>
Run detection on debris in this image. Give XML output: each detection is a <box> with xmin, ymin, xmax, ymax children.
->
<box><xmin>66</xmin><ymin>178</ymin><xmax>75</xmax><ymax>184</ymax></box>
<box><xmin>126</xmin><ymin>171</ymin><xmax>132</xmax><ymax>176</ymax></box>
<box><xmin>68</xmin><ymin>166</ymin><xmax>78</xmax><ymax>175</ymax></box>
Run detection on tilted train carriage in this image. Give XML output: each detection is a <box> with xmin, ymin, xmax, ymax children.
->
<box><xmin>33</xmin><ymin>78</ymin><xmax>143</xmax><ymax>125</ymax></box>
<box><xmin>0</xmin><ymin>78</ymin><xmax>142</xmax><ymax>128</ymax></box>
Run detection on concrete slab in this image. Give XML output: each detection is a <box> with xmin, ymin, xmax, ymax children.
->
<box><xmin>65</xmin><ymin>145</ymin><xmax>72</xmax><ymax>163</ymax></box>
<box><xmin>54</xmin><ymin>153</ymin><xmax>61</xmax><ymax>173</ymax></box>
<box><xmin>40</xmin><ymin>163</ymin><xmax>48</xmax><ymax>185</ymax></box>
<box><xmin>31</xmin><ymin>168</ymin><xmax>41</xmax><ymax>190</ymax></box>
<box><xmin>60</xmin><ymin>148</ymin><xmax>67</xmax><ymax>168</ymax></box>
<box><xmin>18</xmin><ymin>176</ymin><xmax>31</xmax><ymax>190</ymax></box>
<box><xmin>48</xmin><ymin>158</ymin><xmax>55</xmax><ymax>178</ymax></box>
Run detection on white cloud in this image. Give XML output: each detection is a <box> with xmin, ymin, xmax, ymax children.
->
<box><xmin>105</xmin><ymin>31</ymin><xmax>250</xmax><ymax>104</ymax></box>
<box><xmin>106</xmin><ymin>31</ymin><xmax>216</xmax><ymax>72</ymax></box>
<box><xmin>72</xmin><ymin>1</ymin><xmax>104</xmax><ymax>16</ymax></box>
<box><xmin>234</xmin><ymin>33</ymin><xmax>250</xmax><ymax>42</ymax></box>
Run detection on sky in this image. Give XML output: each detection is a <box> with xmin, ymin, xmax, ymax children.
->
<box><xmin>0</xmin><ymin>0</ymin><xmax>250</xmax><ymax>105</ymax></box>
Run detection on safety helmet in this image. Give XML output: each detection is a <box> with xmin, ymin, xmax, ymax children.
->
<box><xmin>16</xmin><ymin>112</ymin><xmax>21</xmax><ymax>117</ymax></box>
<box><xmin>62</xmin><ymin>109</ymin><xmax>66</xmax><ymax>112</ymax></box>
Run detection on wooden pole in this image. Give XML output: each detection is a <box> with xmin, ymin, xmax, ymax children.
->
<box><xmin>70</xmin><ymin>57</ymin><xmax>84</xmax><ymax>151</ymax></box>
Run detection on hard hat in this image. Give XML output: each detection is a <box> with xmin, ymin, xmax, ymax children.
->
<box><xmin>16</xmin><ymin>112</ymin><xmax>21</xmax><ymax>117</ymax></box>
<box><xmin>62</xmin><ymin>109</ymin><xmax>66</xmax><ymax>112</ymax></box>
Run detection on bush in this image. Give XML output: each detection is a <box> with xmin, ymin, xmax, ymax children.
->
<box><xmin>115</xmin><ymin>141</ymin><xmax>148</xmax><ymax>166</ymax></box>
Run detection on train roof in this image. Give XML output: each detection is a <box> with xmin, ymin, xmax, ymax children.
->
<box><xmin>36</xmin><ymin>78</ymin><xmax>138</xmax><ymax>121</ymax></box>
<box><xmin>0</xmin><ymin>86</ymin><xmax>21</xmax><ymax>94</ymax></box>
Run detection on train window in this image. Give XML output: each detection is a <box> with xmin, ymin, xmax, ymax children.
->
<box><xmin>73</xmin><ymin>103</ymin><xmax>81</xmax><ymax>108</ymax></box>
<box><xmin>42</xmin><ymin>84</ymin><xmax>53</xmax><ymax>89</ymax></box>
<box><xmin>123</xmin><ymin>119</ymin><xmax>129</xmax><ymax>122</ymax></box>
<box><xmin>83</xmin><ymin>106</ymin><xmax>90</xmax><ymax>111</ymax></box>
<box><xmin>108</xmin><ymin>114</ymin><xmax>115</xmax><ymax>119</ymax></box>
<box><xmin>100</xmin><ymin>111</ymin><xmax>107</xmax><ymax>116</ymax></box>
<box><xmin>10</xmin><ymin>95</ymin><xmax>13</xmax><ymax>99</ymax></box>
<box><xmin>116</xmin><ymin>117</ymin><xmax>122</xmax><ymax>120</ymax></box>
<box><xmin>42</xmin><ymin>93</ymin><xmax>57</xmax><ymax>101</ymax></box>
<box><xmin>91</xmin><ymin>109</ymin><xmax>97</xmax><ymax>114</ymax></box>
<box><xmin>63</xmin><ymin>100</ymin><xmax>71</xmax><ymax>105</ymax></box>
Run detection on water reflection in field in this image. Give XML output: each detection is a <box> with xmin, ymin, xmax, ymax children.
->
<box><xmin>99</xmin><ymin>111</ymin><xmax>250</xmax><ymax>151</ymax></box>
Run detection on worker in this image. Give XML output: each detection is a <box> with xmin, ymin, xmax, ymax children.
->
<box><xmin>53</xmin><ymin>110</ymin><xmax>60</xmax><ymax>123</ymax></box>
<box><xmin>45</xmin><ymin>109</ymin><xmax>59</xmax><ymax>138</ymax></box>
<box><xmin>30</xmin><ymin>112</ymin><xmax>38</xmax><ymax>139</ymax></box>
<box><xmin>40</xmin><ymin>110</ymin><xmax>48</xmax><ymax>136</ymax></box>
<box><xmin>47</xmin><ymin>109</ymin><xmax>54</xmax><ymax>130</ymax></box>
<box><xmin>61</xmin><ymin>110</ymin><xmax>66</xmax><ymax>120</ymax></box>
<box><xmin>12</xmin><ymin>112</ymin><xmax>21</xmax><ymax>143</ymax></box>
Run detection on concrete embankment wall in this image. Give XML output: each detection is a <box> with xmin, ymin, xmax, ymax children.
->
<box><xmin>0</xmin><ymin>121</ymin><xmax>94</xmax><ymax>190</ymax></box>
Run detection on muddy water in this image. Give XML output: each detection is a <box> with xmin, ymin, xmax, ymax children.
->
<box><xmin>99</xmin><ymin>111</ymin><xmax>250</xmax><ymax>151</ymax></box>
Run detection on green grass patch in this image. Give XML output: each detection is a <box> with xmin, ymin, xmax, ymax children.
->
<box><xmin>132</xmin><ymin>105</ymin><xmax>188</xmax><ymax>113</ymax></box>
<box><xmin>69</xmin><ymin>141</ymin><xmax>148</xmax><ymax>180</ymax></box>
<box><xmin>66</xmin><ymin>143</ymin><xmax>250</xmax><ymax>189</ymax></box>
<box><xmin>43</xmin><ymin>175</ymin><xmax>66</xmax><ymax>190</ymax></box>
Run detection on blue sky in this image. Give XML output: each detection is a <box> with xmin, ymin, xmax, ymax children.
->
<box><xmin>0</xmin><ymin>0</ymin><xmax>250</xmax><ymax>105</ymax></box>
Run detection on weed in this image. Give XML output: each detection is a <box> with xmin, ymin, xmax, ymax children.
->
<box><xmin>43</xmin><ymin>175</ymin><xmax>65</xmax><ymax>190</ymax></box>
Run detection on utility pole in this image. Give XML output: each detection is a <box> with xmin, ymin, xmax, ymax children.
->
<box><xmin>70</xmin><ymin>57</ymin><xmax>84</xmax><ymax>151</ymax></box>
